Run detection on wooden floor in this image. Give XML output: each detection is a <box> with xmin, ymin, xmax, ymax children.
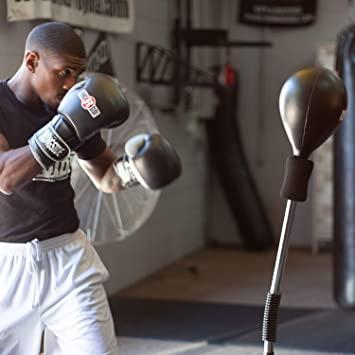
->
<box><xmin>118</xmin><ymin>246</ymin><xmax>335</xmax><ymax>309</ymax></box>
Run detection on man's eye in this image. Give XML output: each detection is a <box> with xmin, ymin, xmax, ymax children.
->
<box><xmin>58</xmin><ymin>69</ymin><xmax>71</xmax><ymax>78</ymax></box>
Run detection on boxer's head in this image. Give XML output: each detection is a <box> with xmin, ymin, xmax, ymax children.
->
<box><xmin>24</xmin><ymin>21</ymin><xmax>87</xmax><ymax>109</ymax></box>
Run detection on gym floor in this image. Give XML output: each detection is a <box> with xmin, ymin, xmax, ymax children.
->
<box><xmin>109</xmin><ymin>246</ymin><xmax>355</xmax><ymax>355</ymax></box>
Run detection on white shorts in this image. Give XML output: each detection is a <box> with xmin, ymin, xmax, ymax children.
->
<box><xmin>0</xmin><ymin>229</ymin><xmax>118</xmax><ymax>355</ymax></box>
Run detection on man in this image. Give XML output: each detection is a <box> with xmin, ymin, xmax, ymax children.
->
<box><xmin>0</xmin><ymin>22</ymin><xmax>181</xmax><ymax>355</ymax></box>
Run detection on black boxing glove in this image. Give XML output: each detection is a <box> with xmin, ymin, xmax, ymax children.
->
<box><xmin>113</xmin><ymin>133</ymin><xmax>182</xmax><ymax>190</ymax></box>
<box><xmin>29</xmin><ymin>73</ymin><xmax>130</xmax><ymax>169</ymax></box>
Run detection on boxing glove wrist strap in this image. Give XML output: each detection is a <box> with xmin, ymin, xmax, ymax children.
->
<box><xmin>113</xmin><ymin>156</ymin><xmax>139</xmax><ymax>189</ymax></box>
<box><xmin>28</xmin><ymin>124</ymin><xmax>71</xmax><ymax>170</ymax></box>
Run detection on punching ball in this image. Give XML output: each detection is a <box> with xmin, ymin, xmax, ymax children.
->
<box><xmin>205</xmin><ymin>64</ymin><xmax>274</xmax><ymax>250</ymax></box>
<box><xmin>334</xmin><ymin>25</ymin><xmax>355</xmax><ymax>308</ymax></box>
<box><xmin>263</xmin><ymin>67</ymin><xmax>346</xmax><ymax>355</ymax></box>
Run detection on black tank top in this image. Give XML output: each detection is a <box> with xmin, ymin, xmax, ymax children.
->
<box><xmin>0</xmin><ymin>80</ymin><xmax>106</xmax><ymax>242</ymax></box>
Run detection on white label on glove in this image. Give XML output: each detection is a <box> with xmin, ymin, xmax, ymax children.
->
<box><xmin>78</xmin><ymin>89</ymin><xmax>101</xmax><ymax>118</ymax></box>
<box><xmin>33</xmin><ymin>154</ymin><xmax>74</xmax><ymax>183</ymax></box>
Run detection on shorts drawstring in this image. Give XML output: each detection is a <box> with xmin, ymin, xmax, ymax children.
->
<box><xmin>25</xmin><ymin>239</ymin><xmax>42</xmax><ymax>308</ymax></box>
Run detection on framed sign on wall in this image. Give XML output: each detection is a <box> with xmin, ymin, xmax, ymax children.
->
<box><xmin>238</xmin><ymin>0</ymin><xmax>317</xmax><ymax>27</ymax></box>
<box><xmin>7</xmin><ymin>0</ymin><xmax>134</xmax><ymax>34</ymax></box>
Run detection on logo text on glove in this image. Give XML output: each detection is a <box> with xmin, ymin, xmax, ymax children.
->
<box><xmin>78</xmin><ymin>89</ymin><xmax>101</xmax><ymax>118</ymax></box>
<box><xmin>38</xmin><ymin>130</ymin><xmax>66</xmax><ymax>158</ymax></box>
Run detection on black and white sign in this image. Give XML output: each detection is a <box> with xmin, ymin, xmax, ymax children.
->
<box><xmin>238</xmin><ymin>0</ymin><xmax>317</xmax><ymax>27</ymax></box>
<box><xmin>87</xmin><ymin>32</ymin><xmax>115</xmax><ymax>75</ymax></box>
<box><xmin>7</xmin><ymin>0</ymin><xmax>134</xmax><ymax>34</ymax></box>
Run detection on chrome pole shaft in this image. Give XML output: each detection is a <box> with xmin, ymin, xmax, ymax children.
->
<box><xmin>263</xmin><ymin>199</ymin><xmax>297</xmax><ymax>355</ymax></box>
<box><xmin>270</xmin><ymin>200</ymin><xmax>296</xmax><ymax>293</ymax></box>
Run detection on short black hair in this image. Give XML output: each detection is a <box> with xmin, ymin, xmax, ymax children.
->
<box><xmin>25</xmin><ymin>21</ymin><xmax>86</xmax><ymax>60</ymax></box>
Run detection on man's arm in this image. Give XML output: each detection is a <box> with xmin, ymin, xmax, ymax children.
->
<box><xmin>78</xmin><ymin>133</ymin><xmax>182</xmax><ymax>193</ymax></box>
<box><xmin>0</xmin><ymin>134</ymin><xmax>42</xmax><ymax>194</ymax></box>
<box><xmin>78</xmin><ymin>147</ymin><xmax>124</xmax><ymax>193</ymax></box>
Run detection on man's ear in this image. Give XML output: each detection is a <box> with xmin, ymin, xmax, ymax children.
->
<box><xmin>24</xmin><ymin>50</ymin><xmax>39</xmax><ymax>73</ymax></box>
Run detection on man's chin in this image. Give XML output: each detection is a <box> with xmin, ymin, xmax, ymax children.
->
<box><xmin>43</xmin><ymin>101</ymin><xmax>58</xmax><ymax>114</ymax></box>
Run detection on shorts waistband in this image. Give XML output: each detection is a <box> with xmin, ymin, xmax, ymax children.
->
<box><xmin>0</xmin><ymin>229</ymin><xmax>85</xmax><ymax>256</ymax></box>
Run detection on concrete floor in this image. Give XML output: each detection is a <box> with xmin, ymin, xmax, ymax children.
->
<box><xmin>113</xmin><ymin>246</ymin><xmax>345</xmax><ymax>355</ymax></box>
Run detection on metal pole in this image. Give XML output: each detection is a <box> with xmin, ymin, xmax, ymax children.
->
<box><xmin>263</xmin><ymin>199</ymin><xmax>296</xmax><ymax>354</ymax></box>
<box><xmin>271</xmin><ymin>200</ymin><xmax>296</xmax><ymax>293</ymax></box>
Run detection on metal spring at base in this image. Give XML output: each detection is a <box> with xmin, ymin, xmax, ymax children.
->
<box><xmin>262</xmin><ymin>292</ymin><xmax>281</xmax><ymax>342</ymax></box>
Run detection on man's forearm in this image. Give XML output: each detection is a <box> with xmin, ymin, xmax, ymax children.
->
<box><xmin>0</xmin><ymin>146</ymin><xmax>42</xmax><ymax>194</ymax></box>
<box><xmin>78</xmin><ymin>148</ymin><xmax>124</xmax><ymax>194</ymax></box>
